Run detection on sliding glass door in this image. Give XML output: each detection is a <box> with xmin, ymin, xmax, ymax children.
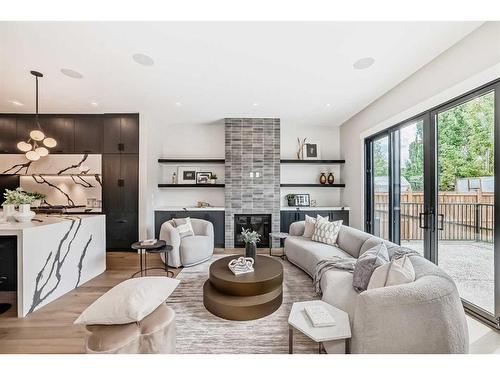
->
<box><xmin>365</xmin><ymin>80</ymin><xmax>500</xmax><ymax>327</ymax></box>
<box><xmin>434</xmin><ymin>89</ymin><xmax>496</xmax><ymax>316</ymax></box>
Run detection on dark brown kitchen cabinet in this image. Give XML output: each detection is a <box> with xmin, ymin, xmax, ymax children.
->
<box><xmin>75</xmin><ymin>115</ymin><xmax>103</xmax><ymax>154</ymax></box>
<box><xmin>102</xmin><ymin>153</ymin><xmax>139</xmax><ymax>250</ymax></box>
<box><xmin>0</xmin><ymin>116</ymin><xmax>18</xmax><ymax>153</ymax></box>
<box><xmin>103</xmin><ymin>114</ymin><xmax>139</xmax><ymax>154</ymax></box>
<box><xmin>40</xmin><ymin>116</ymin><xmax>75</xmax><ymax>154</ymax></box>
<box><xmin>16</xmin><ymin>115</ymin><xmax>36</xmax><ymax>143</ymax></box>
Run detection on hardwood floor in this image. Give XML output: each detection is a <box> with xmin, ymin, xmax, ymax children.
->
<box><xmin>0</xmin><ymin>248</ymin><xmax>279</xmax><ymax>354</ymax></box>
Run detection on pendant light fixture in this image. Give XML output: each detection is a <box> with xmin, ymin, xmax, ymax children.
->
<box><xmin>17</xmin><ymin>70</ymin><xmax>57</xmax><ymax>160</ymax></box>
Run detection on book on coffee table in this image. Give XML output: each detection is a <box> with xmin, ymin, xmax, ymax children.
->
<box><xmin>304</xmin><ymin>304</ymin><xmax>336</xmax><ymax>328</ymax></box>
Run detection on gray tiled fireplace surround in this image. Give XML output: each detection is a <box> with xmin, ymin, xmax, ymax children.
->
<box><xmin>224</xmin><ymin>118</ymin><xmax>281</xmax><ymax>248</ymax></box>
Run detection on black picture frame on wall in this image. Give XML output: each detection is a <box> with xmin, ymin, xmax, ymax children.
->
<box><xmin>196</xmin><ymin>172</ymin><xmax>212</xmax><ymax>184</ymax></box>
<box><xmin>183</xmin><ymin>170</ymin><xmax>196</xmax><ymax>180</ymax></box>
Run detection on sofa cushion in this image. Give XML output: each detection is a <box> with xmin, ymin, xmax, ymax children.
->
<box><xmin>320</xmin><ymin>269</ymin><xmax>358</xmax><ymax>321</ymax></box>
<box><xmin>173</xmin><ymin>217</ymin><xmax>195</xmax><ymax>238</ymax></box>
<box><xmin>285</xmin><ymin>235</ymin><xmax>353</xmax><ymax>276</ymax></box>
<box><xmin>336</xmin><ymin>225</ymin><xmax>375</xmax><ymax>258</ymax></box>
<box><xmin>352</xmin><ymin>243</ymin><xmax>389</xmax><ymax>292</ymax></box>
<box><xmin>312</xmin><ymin>219</ymin><xmax>342</xmax><ymax>245</ymax></box>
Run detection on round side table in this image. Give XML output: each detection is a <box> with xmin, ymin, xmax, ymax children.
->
<box><xmin>269</xmin><ymin>232</ymin><xmax>289</xmax><ymax>259</ymax></box>
<box><xmin>131</xmin><ymin>240</ymin><xmax>174</xmax><ymax>278</ymax></box>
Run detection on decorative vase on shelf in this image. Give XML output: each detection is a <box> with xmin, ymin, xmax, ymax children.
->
<box><xmin>172</xmin><ymin>172</ymin><xmax>177</xmax><ymax>184</ymax></box>
<box><xmin>327</xmin><ymin>173</ymin><xmax>335</xmax><ymax>184</ymax></box>
<box><xmin>245</xmin><ymin>242</ymin><xmax>257</xmax><ymax>260</ymax></box>
<box><xmin>319</xmin><ymin>173</ymin><xmax>327</xmax><ymax>185</ymax></box>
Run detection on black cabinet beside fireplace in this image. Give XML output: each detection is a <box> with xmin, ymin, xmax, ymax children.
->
<box><xmin>280</xmin><ymin>209</ymin><xmax>349</xmax><ymax>233</ymax></box>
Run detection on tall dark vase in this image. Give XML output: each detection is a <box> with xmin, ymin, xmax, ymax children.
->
<box><xmin>327</xmin><ymin>172</ymin><xmax>335</xmax><ymax>184</ymax></box>
<box><xmin>245</xmin><ymin>242</ymin><xmax>257</xmax><ymax>260</ymax></box>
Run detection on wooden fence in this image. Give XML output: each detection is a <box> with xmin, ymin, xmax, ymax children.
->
<box><xmin>374</xmin><ymin>192</ymin><xmax>494</xmax><ymax>242</ymax></box>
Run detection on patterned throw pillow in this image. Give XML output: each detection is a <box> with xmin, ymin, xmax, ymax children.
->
<box><xmin>172</xmin><ymin>217</ymin><xmax>195</xmax><ymax>238</ymax></box>
<box><xmin>311</xmin><ymin>219</ymin><xmax>342</xmax><ymax>245</ymax></box>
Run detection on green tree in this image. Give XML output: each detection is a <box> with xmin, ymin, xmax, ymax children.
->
<box><xmin>401</xmin><ymin>92</ymin><xmax>494</xmax><ymax>191</ymax></box>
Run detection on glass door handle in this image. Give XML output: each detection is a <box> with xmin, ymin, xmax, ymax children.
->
<box><xmin>437</xmin><ymin>214</ymin><xmax>444</xmax><ymax>231</ymax></box>
<box><xmin>419</xmin><ymin>212</ymin><xmax>429</xmax><ymax>229</ymax></box>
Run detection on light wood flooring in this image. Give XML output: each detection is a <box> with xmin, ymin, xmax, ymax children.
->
<box><xmin>0</xmin><ymin>248</ymin><xmax>279</xmax><ymax>354</ymax></box>
<box><xmin>1</xmin><ymin>248</ymin><xmax>498</xmax><ymax>354</ymax></box>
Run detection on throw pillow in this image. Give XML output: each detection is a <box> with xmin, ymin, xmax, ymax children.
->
<box><xmin>352</xmin><ymin>242</ymin><xmax>389</xmax><ymax>292</ymax></box>
<box><xmin>311</xmin><ymin>219</ymin><xmax>342</xmax><ymax>245</ymax></box>
<box><xmin>173</xmin><ymin>217</ymin><xmax>195</xmax><ymax>238</ymax></box>
<box><xmin>368</xmin><ymin>255</ymin><xmax>415</xmax><ymax>289</ymax></box>
<box><xmin>303</xmin><ymin>214</ymin><xmax>327</xmax><ymax>238</ymax></box>
<box><xmin>74</xmin><ymin>276</ymin><xmax>180</xmax><ymax>325</ymax></box>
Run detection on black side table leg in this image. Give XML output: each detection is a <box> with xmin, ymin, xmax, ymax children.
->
<box><xmin>139</xmin><ymin>248</ymin><xmax>143</xmax><ymax>277</ymax></box>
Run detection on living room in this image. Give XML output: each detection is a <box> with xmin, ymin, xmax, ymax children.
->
<box><xmin>1</xmin><ymin>1</ymin><xmax>500</xmax><ymax>373</ymax></box>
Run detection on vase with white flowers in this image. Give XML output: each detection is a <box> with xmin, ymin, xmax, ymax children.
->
<box><xmin>241</xmin><ymin>228</ymin><xmax>261</xmax><ymax>260</ymax></box>
<box><xmin>3</xmin><ymin>188</ymin><xmax>35</xmax><ymax>218</ymax></box>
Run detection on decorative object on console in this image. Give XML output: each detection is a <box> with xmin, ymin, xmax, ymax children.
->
<box><xmin>302</xmin><ymin>143</ymin><xmax>321</xmax><ymax>160</ymax></box>
<box><xmin>16</xmin><ymin>71</ymin><xmax>57</xmax><ymax>161</ymax></box>
<box><xmin>310</xmin><ymin>199</ymin><xmax>317</xmax><ymax>207</ymax></box>
<box><xmin>241</xmin><ymin>228</ymin><xmax>261</xmax><ymax>260</ymax></box>
<box><xmin>327</xmin><ymin>173</ymin><xmax>335</xmax><ymax>184</ymax></box>
<box><xmin>210</xmin><ymin>173</ymin><xmax>218</xmax><ymax>184</ymax></box>
<box><xmin>319</xmin><ymin>172</ymin><xmax>327</xmax><ymax>184</ymax></box>
<box><xmin>196</xmin><ymin>171</ymin><xmax>212</xmax><ymax>184</ymax></box>
<box><xmin>228</xmin><ymin>256</ymin><xmax>255</xmax><ymax>275</ymax></box>
<box><xmin>197</xmin><ymin>201</ymin><xmax>211</xmax><ymax>208</ymax></box>
<box><xmin>172</xmin><ymin>172</ymin><xmax>177</xmax><ymax>184</ymax></box>
<box><xmin>2</xmin><ymin>188</ymin><xmax>35</xmax><ymax>221</ymax></box>
<box><xmin>296</xmin><ymin>137</ymin><xmax>307</xmax><ymax>159</ymax></box>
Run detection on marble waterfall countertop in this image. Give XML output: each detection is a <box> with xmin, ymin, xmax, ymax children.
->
<box><xmin>0</xmin><ymin>214</ymin><xmax>106</xmax><ymax>317</ymax></box>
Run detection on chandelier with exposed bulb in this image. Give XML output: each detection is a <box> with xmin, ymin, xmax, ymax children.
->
<box><xmin>17</xmin><ymin>71</ymin><xmax>57</xmax><ymax>161</ymax></box>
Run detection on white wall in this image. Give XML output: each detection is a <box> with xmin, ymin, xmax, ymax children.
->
<box><xmin>339</xmin><ymin>22</ymin><xmax>500</xmax><ymax>230</ymax></box>
<box><xmin>140</xmin><ymin>118</ymin><xmax>342</xmax><ymax>238</ymax></box>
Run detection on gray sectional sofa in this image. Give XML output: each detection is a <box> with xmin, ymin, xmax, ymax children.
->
<box><xmin>285</xmin><ymin>221</ymin><xmax>469</xmax><ymax>354</ymax></box>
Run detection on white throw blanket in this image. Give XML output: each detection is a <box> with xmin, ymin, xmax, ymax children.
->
<box><xmin>313</xmin><ymin>247</ymin><xmax>421</xmax><ymax>294</ymax></box>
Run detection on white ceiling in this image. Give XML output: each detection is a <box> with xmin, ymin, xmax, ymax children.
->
<box><xmin>0</xmin><ymin>22</ymin><xmax>482</xmax><ymax>127</ymax></box>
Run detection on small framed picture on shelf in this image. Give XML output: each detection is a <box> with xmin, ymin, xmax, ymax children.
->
<box><xmin>294</xmin><ymin>193</ymin><xmax>310</xmax><ymax>207</ymax></box>
<box><xmin>177</xmin><ymin>167</ymin><xmax>199</xmax><ymax>184</ymax></box>
<box><xmin>196</xmin><ymin>172</ymin><xmax>212</xmax><ymax>184</ymax></box>
<box><xmin>302</xmin><ymin>143</ymin><xmax>321</xmax><ymax>160</ymax></box>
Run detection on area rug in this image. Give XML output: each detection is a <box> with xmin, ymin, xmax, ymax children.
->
<box><xmin>168</xmin><ymin>254</ymin><xmax>319</xmax><ymax>354</ymax></box>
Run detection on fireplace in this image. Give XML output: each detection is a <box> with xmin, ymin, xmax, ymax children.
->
<box><xmin>234</xmin><ymin>214</ymin><xmax>271</xmax><ymax>248</ymax></box>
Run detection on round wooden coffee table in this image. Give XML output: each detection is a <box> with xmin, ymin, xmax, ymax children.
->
<box><xmin>203</xmin><ymin>255</ymin><xmax>283</xmax><ymax>321</ymax></box>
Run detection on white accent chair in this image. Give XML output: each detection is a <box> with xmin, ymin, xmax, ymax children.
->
<box><xmin>159</xmin><ymin>218</ymin><xmax>214</xmax><ymax>267</ymax></box>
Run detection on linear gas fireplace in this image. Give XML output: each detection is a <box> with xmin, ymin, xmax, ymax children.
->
<box><xmin>234</xmin><ymin>214</ymin><xmax>271</xmax><ymax>248</ymax></box>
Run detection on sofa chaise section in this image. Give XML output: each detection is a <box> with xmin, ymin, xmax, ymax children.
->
<box><xmin>284</xmin><ymin>221</ymin><xmax>468</xmax><ymax>354</ymax></box>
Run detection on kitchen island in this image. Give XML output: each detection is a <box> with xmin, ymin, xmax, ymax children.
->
<box><xmin>0</xmin><ymin>214</ymin><xmax>106</xmax><ymax>317</ymax></box>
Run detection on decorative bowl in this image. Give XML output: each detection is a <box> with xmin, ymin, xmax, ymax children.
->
<box><xmin>13</xmin><ymin>210</ymin><xmax>36</xmax><ymax>223</ymax></box>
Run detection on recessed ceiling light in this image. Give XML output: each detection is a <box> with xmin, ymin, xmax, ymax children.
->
<box><xmin>353</xmin><ymin>57</ymin><xmax>375</xmax><ymax>70</ymax></box>
<box><xmin>175</xmin><ymin>102</ymin><xmax>182</xmax><ymax>107</ymax></box>
<box><xmin>252</xmin><ymin>102</ymin><xmax>259</xmax><ymax>107</ymax></box>
<box><xmin>8</xmin><ymin>100</ymin><xmax>24</xmax><ymax>106</ymax></box>
<box><xmin>132</xmin><ymin>53</ymin><xmax>154</xmax><ymax>66</ymax></box>
<box><xmin>325</xmin><ymin>103</ymin><xmax>331</xmax><ymax>107</ymax></box>
<box><xmin>61</xmin><ymin>68</ymin><xmax>83</xmax><ymax>79</ymax></box>
<box><xmin>90</xmin><ymin>101</ymin><xmax>99</xmax><ymax>107</ymax></box>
